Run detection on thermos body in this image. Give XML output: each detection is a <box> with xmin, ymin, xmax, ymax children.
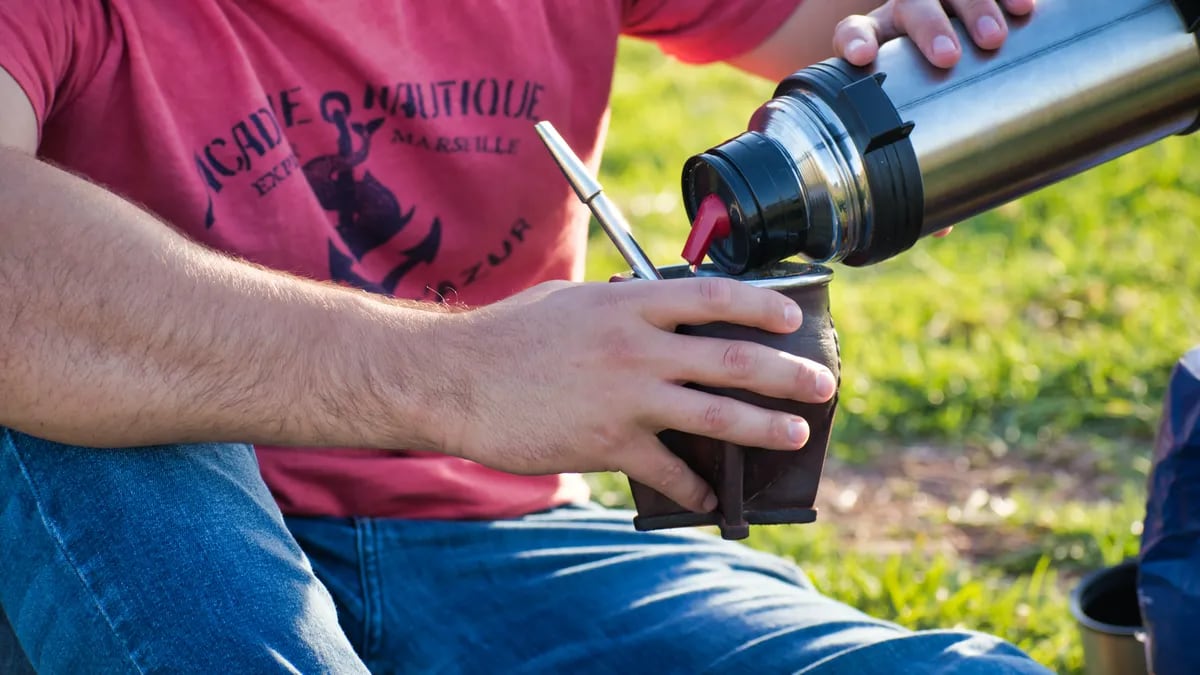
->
<box><xmin>893</xmin><ymin>0</ymin><xmax>1200</xmax><ymax>234</ymax></box>
<box><xmin>682</xmin><ymin>0</ymin><xmax>1200</xmax><ymax>273</ymax></box>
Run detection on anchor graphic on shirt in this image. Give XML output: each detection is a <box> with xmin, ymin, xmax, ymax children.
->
<box><xmin>303</xmin><ymin>92</ymin><xmax>441</xmax><ymax>295</ymax></box>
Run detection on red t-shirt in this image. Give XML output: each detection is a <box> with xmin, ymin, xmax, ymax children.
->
<box><xmin>0</xmin><ymin>0</ymin><xmax>801</xmax><ymax>520</ymax></box>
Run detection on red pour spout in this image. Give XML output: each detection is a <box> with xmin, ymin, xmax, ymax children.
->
<box><xmin>681</xmin><ymin>195</ymin><xmax>731</xmax><ymax>269</ymax></box>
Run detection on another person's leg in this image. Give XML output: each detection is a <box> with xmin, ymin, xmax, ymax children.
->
<box><xmin>294</xmin><ymin>504</ymin><xmax>1049</xmax><ymax>674</ymax></box>
<box><xmin>0</xmin><ymin>429</ymin><xmax>367</xmax><ymax>674</ymax></box>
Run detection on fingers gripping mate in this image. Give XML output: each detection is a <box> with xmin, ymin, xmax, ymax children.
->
<box><xmin>451</xmin><ymin>277</ymin><xmax>838</xmax><ymax>516</ymax></box>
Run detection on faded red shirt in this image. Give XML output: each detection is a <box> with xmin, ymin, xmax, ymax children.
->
<box><xmin>0</xmin><ymin>0</ymin><xmax>801</xmax><ymax>519</ymax></box>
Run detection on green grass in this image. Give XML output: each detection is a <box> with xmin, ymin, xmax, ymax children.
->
<box><xmin>588</xmin><ymin>39</ymin><xmax>1200</xmax><ymax>674</ymax></box>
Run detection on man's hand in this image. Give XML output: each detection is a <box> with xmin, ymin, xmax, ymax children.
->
<box><xmin>438</xmin><ymin>278</ymin><xmax>837</xmax><ymax>514</ymax></box>
<box><xmin>834</xmin><ymin>0</ymin><xmax>1037</xmax><ymax>69</ymax></box>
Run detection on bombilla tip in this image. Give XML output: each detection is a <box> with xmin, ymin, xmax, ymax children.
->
<box><xmin>532</xmin><ymin>120</ymin><xmax>556</xmax><ymax>145</ymax></box>
<box><xmin>533</xmin><ymin>120</ymin><xmax>602</xmax><ymax>203</ymax></box>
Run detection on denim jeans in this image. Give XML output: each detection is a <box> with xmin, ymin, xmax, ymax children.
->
<box><xmin>0</xmin><ymin>429</ymin><xmax>1051</xmax><ymax>674</ymax></box>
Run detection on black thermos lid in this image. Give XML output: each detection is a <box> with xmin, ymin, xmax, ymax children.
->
<box><xmin>681</xmin><ymin>60</ymin><xmax>925</xmax><ymax>272</ymax></box>
<box><xmin>681</xmin><ymin>131</ymin><xmax>810</xmax><ymax>275</ymax></box>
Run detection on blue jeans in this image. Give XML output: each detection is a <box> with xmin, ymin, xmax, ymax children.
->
<box><xmin>0</xmin><ymin>429</ymin><xmax>1050</xmax><ymax>674</ymax></box>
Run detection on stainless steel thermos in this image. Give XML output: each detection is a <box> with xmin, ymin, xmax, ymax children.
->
<box><xmin>682</xmin><ymin>0</ymin><xmax>1200</xmax><ymax>273</ymax></box>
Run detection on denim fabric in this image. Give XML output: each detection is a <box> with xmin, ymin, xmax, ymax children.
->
<box><xmin>286</xmin><ymin>509</ymin><xmax>1049</xmax><ymax>675</ymax></box>
<box><xmin>0</xmin><ymin>429</ymin><xmax>365</xmax><ymax>674</ymax></box>
<box><xmin>0</xmin><ymin>429</ymin><xmax>1051</xmax><ymax>674</ymax></box>
<box><xmin>0</xmin><ymin>603</ymin><xmax>35</xmax><ymax>675</ymax></box>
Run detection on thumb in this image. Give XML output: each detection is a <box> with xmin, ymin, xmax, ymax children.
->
<box><xmin>833</xmin><ymin>14</ymin><xmax>885</xmax><ymax>66</ymax></box>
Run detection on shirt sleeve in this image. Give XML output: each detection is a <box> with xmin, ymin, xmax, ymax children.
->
<box><xmin>0</xmin><ymin>1</ymin><xmax>113</xmax><ymax>136</ymax></box>
<box><xmin>621</xmin><ymin>0</ymin><xmax>805</xmax><ymax>64</ymax></box>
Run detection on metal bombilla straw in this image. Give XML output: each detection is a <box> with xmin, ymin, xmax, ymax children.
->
<box><xmin>533</xmin><ymin>121</ymin><xmax>663</xmax><ymax>280</ymax></box>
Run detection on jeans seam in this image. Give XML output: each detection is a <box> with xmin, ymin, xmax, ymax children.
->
<box><xmin>1</xmin><ymin>432</ymin><xmax>146</xmax><ymax>675</ymax></box>
<box><xmin>356</xmin><ymin>517</ymin><xmax>382</xmax><ymax>661</ymax></box>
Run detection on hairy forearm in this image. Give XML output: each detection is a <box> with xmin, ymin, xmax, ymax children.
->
<box><xmin>0</xmin><ymin>148</ymin><xmax>454</xmax><ymax>450</ymax></box>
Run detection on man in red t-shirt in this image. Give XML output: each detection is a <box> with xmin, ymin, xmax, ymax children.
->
<box><xmin>0</xmin><ymin>1</ymin><xmax>1046</xmax><ymax>673</ymax></box>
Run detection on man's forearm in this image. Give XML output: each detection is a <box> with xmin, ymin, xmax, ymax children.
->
<box><xmin>0</xmin><ymin>148</ymin><xmax>453</xmax><ymax>451</ymax></box>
